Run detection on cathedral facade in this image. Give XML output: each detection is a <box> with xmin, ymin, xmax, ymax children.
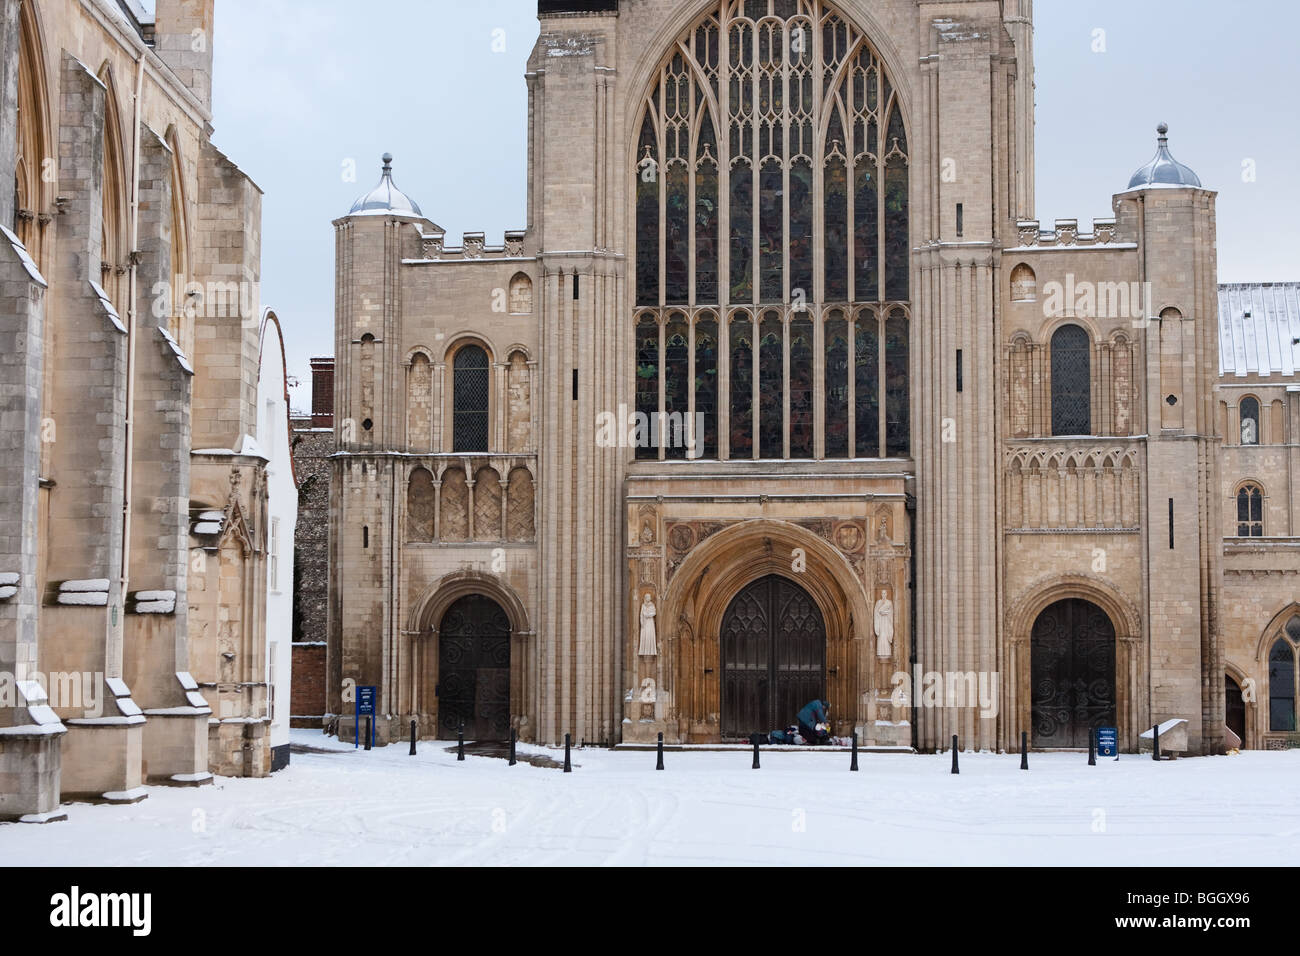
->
<box><xmin>328</xmin><ymin>0</ymin><xmax>1299</xmax><ymax>755</ymax></box>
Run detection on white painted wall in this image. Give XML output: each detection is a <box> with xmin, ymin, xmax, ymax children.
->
<box><xmin>257</xmin><ymin>311</ymin><xmax>298</xmax><ymax>762</ymax></box>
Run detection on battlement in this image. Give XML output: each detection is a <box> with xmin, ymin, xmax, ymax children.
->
<box><xmin>1013</xmin><ymin>218</ymin><xmax>1126</xmax><ymax>250</ymax></box>
<box><xmin>411</xmin><ymin>227</ymin><xmax>529</xmax><ymax>261</ymax></box>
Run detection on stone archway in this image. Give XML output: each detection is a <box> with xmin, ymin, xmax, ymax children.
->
<box><xmin>650</xmin><ymin>519</ymin><xmax>876</xmax><ymax>744</ymax></box>
<box><xmin>407</xmin><ymin>571</ymin><xmax>532</xmax><ymax>741</ymax></box>
<box><xmin>1007</xmin><ymin>576</ymin><xmax>1142</xmax><ymax>752</ymax></box>
<box><xmin>1029</xmin><ymin>598</ymin><xmax>1116</xmax><ymax>748</ymax></box>
<box><xmin>436</xmin><ymin>594</ymin><xmax>511</xmax><ymax>741</ymax></box>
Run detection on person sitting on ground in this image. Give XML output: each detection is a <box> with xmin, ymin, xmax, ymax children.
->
<box><xmin>796</xmin><ymin>699</ymin><xmax>831</xmax><ymax>745</ymax></box>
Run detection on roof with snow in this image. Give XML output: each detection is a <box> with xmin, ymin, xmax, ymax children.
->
<box><xmin>1218</xmin><ymin>282</ymin><xmax>1300</xmax><ymax>377</ymax></box>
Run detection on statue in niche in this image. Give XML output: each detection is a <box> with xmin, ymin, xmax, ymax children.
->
<box><xmin>873</xmin><ymin>588</ymin><xmax>894</xmax><ymax>659</ymax></box>
<box><xmin>876</xmin><ymin>514</ymin><xmax>892</xmax><ymax>545</ymax></box>
<box><xmin>638</xmin><ymin>593</ymin><xmax>658</xmax><ymax>656</ymax></box>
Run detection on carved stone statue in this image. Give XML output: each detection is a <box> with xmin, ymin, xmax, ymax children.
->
<box><xmin>1241</xmin><ymin>416</ymin><xmax>1257</xmax><ymax>446</ymax></box>
<box><xmin>638</xmin><ymin>593</ymin><xmax>658</xmax><ymax>656</ymax></box>
<box><xmin>873</xmin><ymin>588</ymin><xmax>894</xmax><ymax>658</ymax></box>
<box><xmin>876</xmin><ymin>514</ymin><xmax>891</xmax><ymax>545</ymax></box>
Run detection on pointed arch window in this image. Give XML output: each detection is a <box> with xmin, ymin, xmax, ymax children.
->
<box><xmin>1051</xmin><ymin>324</ymin><xmax>1092</xmax><ymax>436</ymax></box>
<box><xmin>1268</xmin><ymin>617</ymin><xmax>1300</xmax><ymax>732</ymax></box>
<box><xmin>634</xmin><ymin>1</ymin><xmax>910</xmax><ymax>461</ymax></box>
<box><xmin>452</xmin><ymin>345</ymin><xmax>490</xmax><ymax>452</ymax></box>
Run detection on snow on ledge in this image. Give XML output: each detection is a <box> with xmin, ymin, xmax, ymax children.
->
<box><xmin>60</xmin><ymin>578</ymin><xmax>110</xmax><ymax>592</ymax></box>
<box><xmin>157</xmin><ymin>326</ymin><xmax>195</xmax><ymax>375</ymax></box>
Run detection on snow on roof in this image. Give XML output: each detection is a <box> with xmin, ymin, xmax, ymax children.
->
<box><xmin>158</xmin><ymin>325</ymin><xmax>195</xmax><ymax>375</ymax></box>
<box><xmin>1219</xmin><ymin>282</ymin><xmax>1300</xmax><ymax>377</ymax></box>
<box><xmin>1</xmin><ymin>224</ymin><xmax>48</xmax><ymax>288</ymax></box>
<box><xmin>90</xmin><ymin>280</ymin><xmax>127</xmax><ymax>334</ymax></box>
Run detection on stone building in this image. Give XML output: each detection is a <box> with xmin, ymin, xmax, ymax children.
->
<box><xmin>327</xmin><ymin>0</ymin><xmax>1298</xmax><ymax>755</ymax></box>
<box><xmin>0</xmin><ymin>0</ymin><xmax>286</xmax><ymax>821</ymax></box>
<box><xmin>290</xmin><ymin>357</ymin><xmax>333</xmax><ymax>727</ymax></box>
<box><xmin>1215</xmin><ymin>283</ymin><xmax>1300</xmax><ymax>750</ymax></box>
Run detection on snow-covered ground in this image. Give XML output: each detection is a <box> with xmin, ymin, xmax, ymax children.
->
<box><xmin>5</xmin><ymin>729</ymin><xmax>1298</xmax><ymax>866</ymax></box>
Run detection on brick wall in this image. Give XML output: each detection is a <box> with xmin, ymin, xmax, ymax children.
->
<box><xmin>290</xmin><ymin>643</ymin><xmax>327</xmax><ymax>728</ymax></box>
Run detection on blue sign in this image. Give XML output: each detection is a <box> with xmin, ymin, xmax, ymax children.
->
<box><xmin>1097</xmin><ymin>726</ymin><xmax>1118</xmax><ymax>757</ymax></box>
<box><xmin>355</xmin><ymin>685</ymin><xmax>378</xmax><ymax>749</ymax></box>
<box><xmin>357</xmin><ymin>686</ymin><xmax>377</xmax><ymax>716</ymax></box>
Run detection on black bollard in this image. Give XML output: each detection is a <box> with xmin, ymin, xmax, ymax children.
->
<box><xmin>1088</xmin><ymin>728</ymin><xmax>1096</xmax><ymax>766</ymax></box>
<box><xmin>409</xmin><ymin>719</ymin><xmax>417</xmax><ymax>756</ymax></box>
<box><xmin>1020</xmin><ymin>731</ymin><xmax>1028</xmax><ymax>770</ymax></box>
<box><xmin>509</xmin><ymin>728</ymin><xmax>517</xmax><ymax>767</ymax></box>
<box><xmin>1152</xmin><ymin>723</ymin><xmax>1160</xmax><ymax>762</ymax></box>
<box><xmin>458</xmin><ymin>721</ymin><xmax>465</xmax><ymax>761</ymax></box>
<box><xmin>563</xmin><ymin>733</ymin><xmax>572</xmax><ymax>772</ymax></box>
<box><xmin>656</xmin><ymin>732</ymin><xmax>665</xmax><ymax>771</ymax></box>
<box><xmin>751</xmin><ymin>733</ymin><xmax>761</xmax><ymax>770</ymax></box>
<box><xmin>364</xmin><ymin>716</ymin><xmax>372</xmax><ymax>751</ymax></box>
<box><xmin>850</xmin><ymin>732</ymin><xmax>859</xmax><ymax>772</ymax></box>
<box><xmin>950</xmin><ymin>734</ymin><xmax>959</xmax><ymax>774</ymax></box>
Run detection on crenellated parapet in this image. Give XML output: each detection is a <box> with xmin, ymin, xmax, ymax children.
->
<box><xmin>412</xmin><ymin>226</ymin><xmax>528</xmax><ymax>261</ymax></box>
<box><xmin>1013</xmin><ymin>217</ymin><xmax>1123</xmax><ymax>249</ymax></box>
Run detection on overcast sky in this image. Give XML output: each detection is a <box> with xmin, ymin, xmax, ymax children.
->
<box><xmin>208</xmin><ymin>0</ymin><xmax>1299</xmax><ymax>412</ymax></box>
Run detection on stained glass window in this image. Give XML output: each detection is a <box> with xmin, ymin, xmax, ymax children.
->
<box><xmin>885</xmin><ymin>309</ymin><xmax>909</xmax><ymax>456</ymax></box>
<box><xmin>695</xmin><ymin>316</ymin><xmax>719</xmax><ymax>459</ymax></box>
<box><xmin>634</xmin><ymin>1</ymin><xmax>909</xmax><ymax>461</ymax></box>
<box><xmin>759</xmin><ymin>312</ymin><xmax>784</xmax><ymax>458</ymax></box>
<box><xmin>664</xmin><ymin>314</ymin><xmax>690</xmax><ymax>459</ymax></box>
<box><xmin>730</xmin><ymin>312</ymin><xmax>754</xmax><ymax>457</ymax></box>
<box><xmin>636</xmin><ymin>316</ymin><xmax>659</xmax><ymax>460</ymax></box>
<box><xmin>635</xmin><ymin>115</ymin><xmax>659</xmax><ymax>307</ymax></box>
<box><xmin>855</xmin><ymin>312</ymin><xmax>879</xmax><ymax>458</ymax></box>
<box><xmin>789</xmin><ymin>317</ymin><xmax>814</xmax><ymax>458</ymax></box>
<box><xmin>824</xmin><ymin>311</ymin><xmax>849</xmax><ymax>458</ymax></box>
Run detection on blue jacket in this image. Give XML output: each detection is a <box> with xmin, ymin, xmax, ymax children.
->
<box><xmin>797</xmin><ymin>699</ymin><xmax>828</xmax><ymax>728</ymax></box>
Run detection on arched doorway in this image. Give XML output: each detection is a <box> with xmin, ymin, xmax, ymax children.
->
<box><xmin>438</xmin><ymin>595</ymin><xmax>510</xmax><ymax>741</ymax></box>
<box><xmin>1225</xmin><ymin>674</ymin><xmax>1246</xmax><ymax>745</ymax></box>
<box><xmin>1030</xmin><ymin>598</ymin><xmax>1116</xmax><ymax>747</ymax></box>
<box><xmin>720</xmin><ymin>575</ymin><xmax>825</xmax><ymax>739</ymax></box>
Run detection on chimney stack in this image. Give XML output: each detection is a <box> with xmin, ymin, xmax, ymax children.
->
<box><xmin>310</xmin><ymin>357</ymin><xmax>335</xmax><ymax>429</ymax></box>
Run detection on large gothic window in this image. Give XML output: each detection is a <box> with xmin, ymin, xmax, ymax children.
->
<box><xmin>634</xmin><ymin>0</ymin><xmax>910</xmax><ymax>460</ymax></box>
<box><xmin>452</xmin><ymin>345</ymin><xmax>490</xmax><ymax>452</ymax></box>
<box><xmin>1051</xmin><ymin>324</ymin><xmax>1092</xmax><ymax>437</ymax></box>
